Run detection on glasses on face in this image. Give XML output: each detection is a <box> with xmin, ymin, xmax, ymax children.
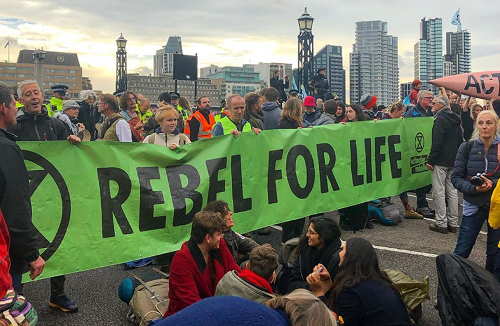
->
<box><xmin>306</xmin><ymin>229</ymin><xmax>318</xmax><ymax>235</ymax></box>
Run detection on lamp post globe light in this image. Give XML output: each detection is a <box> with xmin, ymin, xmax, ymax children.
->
<box><xmin>297</xmin><ymin>7</ymin><xmax>314</xmax><ymax>96</ymax></box>
<box><xmin>32</xmin><ymin>48</ymin><xmax>46</xmax><ymax>92</ymax></box>
<box><xmin>116</xmin><ymin>33</ymin><xmax>128</xmax><ymax>92</ymax></box>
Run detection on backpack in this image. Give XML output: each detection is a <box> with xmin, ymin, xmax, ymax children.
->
<box><xmin>122</xmin><ymin>268</ymin><xmax>169</xmax><ymax>326</ymax></box>
<box><xmin>368</xmin><ymin>198</ymin><xmax>402</xmax><ymax>226</ymax></box>
<box><xmin>281</xmin><ymin>237</ymin><xmax>301</xmax><ymax>269</ymax></box>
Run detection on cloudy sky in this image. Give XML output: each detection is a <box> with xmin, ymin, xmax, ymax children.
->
<box><xmin>0</xmin><ymin>0</ymin><xmax>498</xmax><ymax>97</ymax></box>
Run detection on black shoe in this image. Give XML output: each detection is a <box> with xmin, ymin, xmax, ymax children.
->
<box><xmin>447</xmin><ymin>225</ymin><xmax>458</xmax><ymax>233</ymax></box>
<box><xmin>365</xmin><ymin>221</ymin><xmax>374</xmax><ymax>229</ymax></box>
<box><xmin>49</xmin><ymin>295</ymin><xmax>78</xmax><ymax>312</ymax></box>
<box><xmin>417</xmin><ymin>207</ymin><xmax>435</xmax><ymax>218</ymax></box>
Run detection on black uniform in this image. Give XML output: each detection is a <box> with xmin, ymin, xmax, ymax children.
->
<box><xmin>310</xmin><ymin>74</ymin><xmax>329</xmax><ymax>98</ymax></box>
<box><xmin>270</xmin><ymin>76</ymin><xmax>289</xmax><ymax>102</ymax></box>
<box><xmin>0</xmin><ymin>129</ymin><xmax>39</xmax><ymax>274</ymax></box>
<box><xmin>9</xmin><ymin>106</ymin><xmax>69</xmax><ymax>141</ymax></box>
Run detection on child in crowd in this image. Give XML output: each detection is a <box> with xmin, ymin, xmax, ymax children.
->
<box><xmin>143</xmin><ymin>105</ymin><xmax>190</xmax><ymax>149</ymax></box>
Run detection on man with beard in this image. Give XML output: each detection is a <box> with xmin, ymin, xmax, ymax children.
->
<box><xmin>244</xmin><ymin>92</ymin><xmax>264</xmax><ymax>129</ymax></box>
<box><xmin>184</xmin><ymin>96</ymin><xmax>215</xmax><ymax>142</ymax></box>
<box><xmin>270</xmin><ymin>70</ymin><xmax>289</xmax><ymax>102</ymax></box>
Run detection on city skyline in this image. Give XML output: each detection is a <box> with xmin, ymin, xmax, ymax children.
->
<box><xmin>0</xmin><ymin>0</ymin><xmax>498</xmax><ymax>99</ymax></box>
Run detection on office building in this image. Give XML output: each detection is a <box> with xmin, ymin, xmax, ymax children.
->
<box><xmin>154</xmin><ymin>36</ymin><xmax>183</xmax><ymax>76</ymax></box>
<box><xmin>0</xmin><ymin>50</ymin><xmax>83</xmax><ymax>98</ymax></box>
<box><xmin>127</xmin><ymin>73</ymin><xmax>220</xmax><ymax>104</ymax></box>
<box><xmin>349</xmin><ymin>21</ymin><xmax>399</xmax><ymax>106</ymax></box>
<box><xmin>400</xmin><ymin>82</ymin><xmax>412</xmax><ymax>101</ymax></box>
<box><xmin>201</xmin><ymin>65</ymin><xmax>265</xmax><ymax>99</ymax></box>
<box><xmin>414</xmin><ymin>18</ymin><xmax>443</xmax><ymax>93</ymax></box>
<box><xmin>445</xmin><ymin>30</ymin><xmax>471</xmax><ymax>75</ymax></box>
<box><xmin>312</xmin><ymin>45</ymin><xmax>345</xmax><ymax>101</ymax></box>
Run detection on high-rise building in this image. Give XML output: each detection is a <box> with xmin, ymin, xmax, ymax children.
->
<box><xmin>445</xmin><ymin>30</ymin><xmax>471</xmax><ymax>75</ymax></box>
<box><xmin>201</xmin><ymin>65</ymin><xmax>265</xmax><ymax>99</ymax></box>
<box><xmin>154</xmin><ymin>36</ymin><xmax>182</xmax><ymax>76</ymax></box>
<box><xmin>442</xmin><ymin>60</ymin><xmax>455</xmax><ymax>77</ymax></box>
<box><xmin>400</xmin><ymin>82</ymin><xmax>412</xmax><ymax>101</ymax></box>
<box><xmin>312</xmin><ymin>45</ymin><xmax>345</xmax><ymax>101</ymax></box>
<box><xmin>414</xmin><ymin>18</ymin><xmax>443</xmax><ymax>93</ymax></box>
<box><xmin>349</xmin><ymin>21</ymin><xmax>399</xmax><ymax>106</ymax></box>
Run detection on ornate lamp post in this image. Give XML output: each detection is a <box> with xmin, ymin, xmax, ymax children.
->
<box><xmin>297</xmin><ymin>8</ymin><xmax>314</xmax><ymax>96</ymax></box>
<box><xmin>116</xmin><ymin>33</ymin><xmax>127</xmax><ymax>92</ymax></box>
<box><xmin>32</xmin><ymin>48</ymin><xmax>46</xmax><ymax>91</ymax></box>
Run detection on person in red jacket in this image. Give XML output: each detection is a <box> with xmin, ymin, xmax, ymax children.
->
<box><xmin>410</xmin><ymin>79</ymin><xmax>422</xmax><ymax>105</ymax></box>
<box><xmin>165</xmin><ymin>211</ymin><xmax>241</xmax><ymax>317</ymax></box>
<box><xmin>0</xmin><ymin>210</ymin><xmax>12</xmax><ymax>298</ymax></box>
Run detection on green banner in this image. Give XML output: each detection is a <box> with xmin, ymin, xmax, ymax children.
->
<box><xmin>19</xmin><ymin>117</ymin><xmax>432</xmax><ymax>280</ymax></box>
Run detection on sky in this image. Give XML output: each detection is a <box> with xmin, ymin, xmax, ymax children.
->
<box><xmin>0</xmin><ymin>0</ymin><xmax>499</xmax><ymax>96</ymax></box>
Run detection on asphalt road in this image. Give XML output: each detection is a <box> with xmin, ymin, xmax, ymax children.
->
<box><xmin>23</xmin><ymin>194</ymin><xmax>490</xmax><ymax>326</ymax></box>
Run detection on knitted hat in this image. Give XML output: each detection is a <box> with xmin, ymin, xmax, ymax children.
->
<box><xmin>360</xmin><ymin>94</ymin><xmax>377</xmax><ymax>109</ymax></box>
<box><xmin>62</xmin><ymin>100</ymin><xmax>80</xmax><ymax>111</ymax></box>
<box><xmin>303</xmin><ymin>96</ymin><xmax>316</xmax><ymax>107</ymax></box>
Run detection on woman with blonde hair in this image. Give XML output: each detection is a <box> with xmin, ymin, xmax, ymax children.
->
<box><xmin>143</xmin><ymin>105</ymin><xmax>190</xmax><ymax>150</ymax></box>
<box><xmin>279</xmin><ymin>98</ymin><xmax>302</xmax><ymax>129</ymax></box>
<box><xmin>265</xmin><ymin>289</ymin><xmax>337</xmax><ymax>326</ymax></box>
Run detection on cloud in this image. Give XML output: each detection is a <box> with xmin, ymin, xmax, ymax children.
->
<box><xmin>0</xmin><ymin>0</ymin><xmax>498</xmax><ymax>98</ymax></box>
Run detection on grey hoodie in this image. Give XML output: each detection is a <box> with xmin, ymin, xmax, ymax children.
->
<box><xmin>262</xmin><ymin>102</ymin><xmax>281</xmax><ymax>130</ymax></box>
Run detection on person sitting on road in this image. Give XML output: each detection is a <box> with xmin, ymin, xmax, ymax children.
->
<box><xmin>165</xmin><ymin>211</ymin><xmax>241</xmax><ymax>317</ymax></box>
<box><xmin>215</xmin><ymin>244</ymin><xmax>278</xmax><ymax>303</ymax></box>
<box><xmin>306</xmin><ymin>237</ymin><xmax>413</xmax><ymax>326</ymax></box>
<box><xmin>288</xmin><ymin>216</ymin><xmax>342</xmax><ymax>293</ymax></box>
<box><xmin>265</xmin><ymin>289</ymin><xmax>337</xmax><ymax>326</ymax></box>
<box><xmin>203</xmin><ymin>200</ymin><xmax>258</xmax><ymax>264</ymax></box>
<box><xmin>142</xmin><ymin>105</ymin><xmax>190</xmax><ymax>150</ymax></box>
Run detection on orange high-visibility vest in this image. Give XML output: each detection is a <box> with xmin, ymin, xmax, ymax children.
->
<box><xmin>184</xmin><ymin>110</ymin><xmax>215</xmax><ymax>139</ymax></box>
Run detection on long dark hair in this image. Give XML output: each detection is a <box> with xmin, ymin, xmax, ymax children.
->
<box><xmin>347</xmin><ymin>104</ymin><xmax>367</xmax><ymax>122</ymax></box>
<box><xmin>300</xmin><ymin>216</ymin><xmax>341</xmax><ymax>250</ymax></box>
<box><xmin>328</xmin><ymin>238</ymin><xmax>401</xmax><ymax>307</ymax></box>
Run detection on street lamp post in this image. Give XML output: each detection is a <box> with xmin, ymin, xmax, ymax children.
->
<box><xmin>297</xmin><ymin>7</ymin><xmax>314</xmax><ymax>96</ymax></box>
<box><xmin>32</xmin><ymin>48</ymin><xmax>46</xmax><ymax>91</ymax></box>
<box><xmin>116</xmin><ymin>33</ymin><xmax>127</xmax><ymax>92</ymax></box>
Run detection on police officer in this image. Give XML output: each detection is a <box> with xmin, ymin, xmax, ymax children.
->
<box><xmin>289</xmin><ymin>89</ymin><xmax>299</xmax><ymax>99</ymax></box>
<box><xmin>49</xmin><ymin>85</ymin><xmax>68</xmax><ymax>117</ymax></box>
<box><xmin>169</xmin><ymin>92</ymin><xmax>188</xmax><ymax>121</ymax></box>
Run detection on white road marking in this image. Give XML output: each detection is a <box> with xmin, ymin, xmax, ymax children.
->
<box><xmin>373</xmin><ymin>245</ymin><xmax>438</xmax><ymax>258</ymax></box>
<box><xmin>270</xmin><ymin>225</ymin><xmax>283</xmax><ymax>231</ymax></box>
<box><xmin>407</xmin><ymin>194</ymin><xmax>433</xmax><ymax>201</ymax></box>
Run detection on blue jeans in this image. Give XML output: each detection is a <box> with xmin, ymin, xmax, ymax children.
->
<box><xmin>454</xmin><ymin>206</ymin><xmax>500</xmax><ymax>273</ymax></box>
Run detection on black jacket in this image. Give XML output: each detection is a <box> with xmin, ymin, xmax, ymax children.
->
<box><xmin>78</xmin><ymin>101</ymin><xmax>101</xmax><ymax>140</ymax></box>
<box><xmin>404</xmin><ymin>103</ymin><xmax>432</xmax><ymax>118</ymax></box>
<box><xmin>270</xmin><ymin>77</ymin><xmax>289</xmax><ymax>101</ymax></box>
<box><xmin>428</xmin><ymin>108</ymin><xmax>463</xmax><ymax>167</ymax></box>
<box><xmin>451</xmin><ymin>136</ymin><xmax>500</xmax><ymax>207</ymax></box>
<box><xmin>0</xmin><ymin>129</ymin><xmax>39</xmax><ymax>273</ymax></box>
<box><xmin>334</xmin><ymin>279</ymin><xmax>413</xmax><ymax>326</ymax></box>
<box><xmin>278</xmin><ymin>117</ymin><xmax>300</xmax><ymax>130</ymax></box>
<box><xmin>310</xmin><ymin>74</ymin><xmax>329</xmax><ymax>96</ymax></box>
<box><xmin>9</xmin><ymin>106</ymin><xmax>69</xmax><ymax>141</ymax></box>
<box><xmin>288</xmin><ymin>238</ymin><xmax>342</xmax><ymax>292</ymax></box>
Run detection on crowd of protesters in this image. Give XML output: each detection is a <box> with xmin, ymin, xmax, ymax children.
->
<box><xmin>1</xmin><ymin>76</ymin><xmax>500</xmax><ymax>325</ymax></box>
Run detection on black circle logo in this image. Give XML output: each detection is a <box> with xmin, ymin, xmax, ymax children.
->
<box><xmin>415</xmin><ymin>132</ymin><xmax>424</xmax><ymax>153</ymax></box>
<box><xmin>23</xmin><ymin>150</ymin><xmax>71</xmax><ymax>267</ymax></box>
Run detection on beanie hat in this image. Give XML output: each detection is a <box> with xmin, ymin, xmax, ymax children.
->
<box><xmin>412</xmin><ymin>79</ymin><xmax>422</xmax><ymax>87</ymax></box>
<box><xmin>360</xmin><ymin>94</ymin><xmax>377</xmax><ymax>109</ymax></box>
<box><xmin>62</xmin><ymin>100</ymin><xmax>80</xmax><ymax>112</ymax></box>
<box><xmin>303</xmin><ymin>96</ymin><xmax>316</xmax><ymax>107</ymax></box>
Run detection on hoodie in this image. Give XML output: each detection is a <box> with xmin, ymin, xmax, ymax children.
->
<box><xmin>428</xmin><ymin>108</ymin><xmax>464</xmax><ymax>167</ymax></box>
<box><xmin>261</xmin><ymin>102</ymin><xmax>281</xmax><ymax>130</ymax></box>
